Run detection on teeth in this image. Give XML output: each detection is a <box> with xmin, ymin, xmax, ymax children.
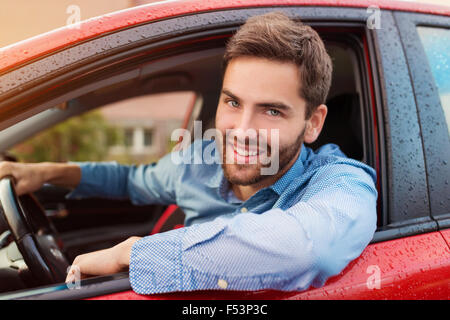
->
<box><xmin>234</xmin><ymin>146</ymin><xmax>258</xmax><ymax>157</ymax></box>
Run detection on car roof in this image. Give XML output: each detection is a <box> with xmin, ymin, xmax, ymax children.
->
<box><xmin>0</xmin><ymin>0</ymin><xmax>449</xmax><ymax>74</ymax></box>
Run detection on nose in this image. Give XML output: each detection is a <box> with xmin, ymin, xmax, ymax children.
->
<box><xmin>233</xmin><ymin>106</ymin><xmax>258</xmax><ymax>143</ymax></box>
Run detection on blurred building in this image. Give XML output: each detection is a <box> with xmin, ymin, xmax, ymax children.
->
<box><xmin>0</xmin><ymin>0</ymin><xmax>171</xmax><ymax>48</ymax></box>
<box><xmin>100</xmin><ymin>91</ymin><xmax>196</xmax><ymax>163</ymax></box>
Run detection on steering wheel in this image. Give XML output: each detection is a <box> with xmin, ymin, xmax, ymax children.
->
<box><xmin>0</xmin><ymin>176</ymin><xmax>69</xmax><ymax>285</ymax></box>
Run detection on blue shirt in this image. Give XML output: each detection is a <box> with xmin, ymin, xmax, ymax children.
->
<box><xmin>68</xmin><ymin>140</ymin><xmax>378</xmax><ymax>294</ymax></box>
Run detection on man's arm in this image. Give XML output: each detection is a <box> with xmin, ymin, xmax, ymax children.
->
<box><xmin>0</xmin><ymin>148</ymin><xmax>180</xmax><ymax>205</ymax></box>
<box><xmin>66</xmin><ymin>152</ymin><xmax>180</xmax><ymax>204</ymax></box>
<box><xmin>70</xmin><ymin>163</ymin><xmax>377</xmax><ymax>293</ymax></box>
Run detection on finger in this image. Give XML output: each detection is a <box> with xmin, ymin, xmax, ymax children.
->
<box><xmin>15</xmin><ymin>182</ymin><xmax>27</xmax><ymax>196</ymax></box>
<box><xmin>65</xmin><ymin>266</ymin><xmax>74</xmax><ymax>283</ymax></box>
<box><xmin>0</xmin><ymin>162</ymin><xmax>11</xmax><ymax>178</ymax></box>
<box><xmin>16</xmin><ymin>180</ymin><xmax>37</xmax><ymax>196</ymax></box>
<box><xmin>66</xmin><ymin>264</ymin><xmax>79</xmax><ymax>282</ymax></box>
<box><xmin>65</xmin><ymin>273</ymin><xmax>74</xmax><ymax>283</ymax></box>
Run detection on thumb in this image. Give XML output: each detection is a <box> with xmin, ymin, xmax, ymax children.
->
<box><xmin>15</xmin><ymin>180</ymin><xmax>34</xmax><ymax>196</ymax></box>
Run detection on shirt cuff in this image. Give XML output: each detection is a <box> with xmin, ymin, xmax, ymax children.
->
<box><xmin>129</xmin><ymin>229</ymin><xmax>185</xmax><ymax>294</ymax></box>
<box><xmin>64</xmin><ymin>162</ymin><xmax>88</xmax><ymax>199</ymax></box>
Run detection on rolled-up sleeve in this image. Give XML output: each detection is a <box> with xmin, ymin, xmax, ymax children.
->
<box><xmin>66</xmin><ymin>152</ymin><xmax>180</xmax><ymax>205</ymax></box>
<box><xmin>129</xmin><ymin>163</ymin><xmax>378</xmax><ymax>294</ymax></box>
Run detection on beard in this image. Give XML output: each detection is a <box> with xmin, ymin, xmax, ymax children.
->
<box><xmin>221</xmin><ymin>127</ymin><xmax>305</xmax><ymax>186</ymax></box>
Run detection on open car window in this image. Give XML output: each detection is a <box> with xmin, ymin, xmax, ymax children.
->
<box><xmin>8</xmin><ymin>91</ymin><xmax>199</xmax><ymax>165</ymax></box>
<box><xmin>1</xmin><ymin>27</ymin><xmax>380</xmax><ymax>224</ymax></box>
<box><xmin>306</xmin><ymin>38</ymin><xmax>367</xmax><ymax>163</ymax></box>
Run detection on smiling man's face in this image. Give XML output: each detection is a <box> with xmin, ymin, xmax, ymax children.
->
<box><xmin>215</xmin><ymin>56</ymin><xmax>309</xmax><ymax>188</ymax></box>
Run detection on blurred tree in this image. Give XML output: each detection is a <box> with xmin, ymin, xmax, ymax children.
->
<box><xmin>10</xmin><ymin>111</ymin><xmax>120</xmax><ymax>163</ymax></box>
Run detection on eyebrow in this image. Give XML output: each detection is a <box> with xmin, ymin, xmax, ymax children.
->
<box><xmin>221</xmin><ymin>88</ymin><xmax>293</xmax><ymax>112</ymax></box>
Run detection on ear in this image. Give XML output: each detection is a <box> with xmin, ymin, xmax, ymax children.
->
<box><xmin>303</xmin><ymin>104</ymin><xmax>327</xmax><ymax>144</ymax></box>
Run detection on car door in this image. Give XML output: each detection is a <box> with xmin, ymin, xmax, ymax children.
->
<box><xmin>393</xmin><ymin>11</ymin><xmax>450</xmax><ymax>234</ymax></box>
<box><xmin>0</xmin><ymin>3</ymin><xmax>449</xmax><ymax>300</ymax></box>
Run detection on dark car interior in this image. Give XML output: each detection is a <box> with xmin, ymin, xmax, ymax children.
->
<box><xmin>0</xmin><ymin>29</ymin><xmax>373</xmax><ymax>294</ymax></box>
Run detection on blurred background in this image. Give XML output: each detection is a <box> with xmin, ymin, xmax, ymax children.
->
<box><xmin>0</xmin><ymin>0</ymin><xmax>160</xmax><ymax>48</ymax></box>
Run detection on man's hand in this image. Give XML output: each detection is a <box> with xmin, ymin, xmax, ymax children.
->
<box><xmin>0</xmin><ymin>161</ymin><xmax>47</xmax><ymax>196</ymax></box>
<box><xmin>0</xmin><ymin>161</ymin><xmax>82</xmax><ymax>196</ymax></box>
<box><xmin>66</xmin><ymin>236</ymin><xmax>141</xmax><ymax>283</ymax></box>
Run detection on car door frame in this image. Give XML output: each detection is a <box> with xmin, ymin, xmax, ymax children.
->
<box><xmin>393</xmin><ymin>11</ymin><xmax>450</xmax><ymax>233</ymax></box>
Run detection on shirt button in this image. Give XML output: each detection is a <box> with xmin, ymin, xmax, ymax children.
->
<box><xmin>218</xmin><ymin>279</ymin><xmax>228</xmax><ymax>289</ymax></box>
<box><xmin>240</xmin><ymin>207</ymin><xmax>248</xmax><ymax>213</ymax></box>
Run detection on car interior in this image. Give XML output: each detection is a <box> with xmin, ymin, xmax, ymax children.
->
<box><xmin>0</xmin><ymin>29</ymin><xmax>374</xmax><ymax>294</ymax></box>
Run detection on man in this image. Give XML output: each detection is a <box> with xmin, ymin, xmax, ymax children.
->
<box><xmin>0</xmin><ymin>12</ymin><xmax>377</xmax><ymax>294</ymax></box>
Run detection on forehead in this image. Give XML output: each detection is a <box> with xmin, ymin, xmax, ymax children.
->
<box><xmin>222</xmin><ymin>57</ymin><xmax>303</xmax><ymax>103</ymax></box>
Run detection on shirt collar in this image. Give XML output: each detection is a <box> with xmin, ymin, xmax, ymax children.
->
<box><xmin>270</xmin><ymin>144</ymin><xmax>307</xmax><ymax>195</ymax></box>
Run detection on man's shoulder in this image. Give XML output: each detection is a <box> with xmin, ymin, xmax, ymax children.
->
<box><xmin>304</xmin><ymin>143</ymin><xmax>376</xmax><ymax>184</ymax></box>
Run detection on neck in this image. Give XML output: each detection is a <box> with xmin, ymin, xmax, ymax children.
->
<box><xmin>231</xmin><ymin>149</ymin><xmax>301</xmax><ymax>201</ymax></box>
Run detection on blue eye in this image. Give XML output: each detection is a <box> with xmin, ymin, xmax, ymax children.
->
<box><xmin>267</xmin><ymin>109</ymin><xmax>280</xmax><ymax>116</ymax></box>
<box><xmin>227</xmin><ymin>100</ymin><xmax>239</xmax><ymax>108</ymax></box>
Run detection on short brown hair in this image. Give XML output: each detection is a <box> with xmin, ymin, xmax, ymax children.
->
<box><xmin>223</xmin><ymin>12</ymin><xmax>333</xmax><ymax>119</ymax></box>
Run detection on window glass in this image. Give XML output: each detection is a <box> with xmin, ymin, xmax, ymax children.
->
<box><xmin>124</xmin><ymin>128</ymin><xmax>134</xmax><ymax>148</ymax></box>
<box><xmin>10</xmin><ymin>91</ymin><xmax>197</xmax><ymax>164</ymax></box>
<box><xmin>143</xmin><ymin>128</ymin><xmax>154</xmax><ymax>147</ymax></box>
<box><xmin>417</xmin><ymin>26</ymin><xmax>450</xmax><ymax>134</ymax></box>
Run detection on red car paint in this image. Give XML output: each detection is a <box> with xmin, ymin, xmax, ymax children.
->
<box><xmin>1</xmin><ymin>0</ymin><xmax>450</xmax><ymax>74</ymax></box>
<box><xmin>88</xmin><ymin>231</ymin><xmax>450</xmax><ymax>300</ymax></box>
<box><xmin>440</xmin><ymin>228</ymin><xmax>450</xmax><ymax>249</ymax></box>
<box><xmin>150</xmin><ymin>204</ymin><xmax>179</xmax><ymax>235</ymax></box>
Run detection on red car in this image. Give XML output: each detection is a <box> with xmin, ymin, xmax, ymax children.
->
<box><xmin>0</xmin><ymin>0</ymin><xmax>449</xmax><ymax>300</ymax></box>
